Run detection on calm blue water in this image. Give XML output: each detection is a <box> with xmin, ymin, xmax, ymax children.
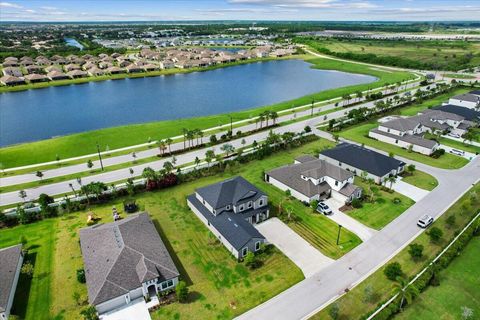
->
<box><xmin>0</xmin><ymin>60</ymin><xmax>376</xmax><ymax>146</ymax></box>
<box><xmin>65</xmin><ymin>38</ymin><xmax>84</xmax><ymax>50</ymax></box>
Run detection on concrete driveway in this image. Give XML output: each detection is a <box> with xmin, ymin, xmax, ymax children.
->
<box><xmin>99</xmin><ymin>298</ymin><xmax>151</xmax><ymax>320</ymax></box>
<box><xmin>391</xmin><ymin>178</ymin><xmax>429</xmax><ymax>202</ymax></box>
<box><xmin>255</xmin><ymin>218</ymin><xmax>334</xmax><ymax>278</ymax></box>
<box><xmin>323</xmin><ymin>198</ymin><xmax>377</xmax><ymax>241</ymax></box>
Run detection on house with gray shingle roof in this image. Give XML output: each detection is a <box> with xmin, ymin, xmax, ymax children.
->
<box><xmin>187</xmin><ymin>176</ymin><xmax>268</xmax><ymax>259</ymax></box>
<box><xmin>449</xmin><ymin>93</ymin><xmax>480</xmax><ymax>110</ymax></box>
<box><xmin>79</xmin><ymin>213</ymin><xmax>179</xmax><ymax>315</ymax></box>
<box><xmin>0</xmin><ymin>244</ymin><xmax>23</xmax><ymax>320</ymax></box>
<box><xmin>266</xmin><ymin>155</ymin><xmax>362</xmax><ymax>204</ymax></box>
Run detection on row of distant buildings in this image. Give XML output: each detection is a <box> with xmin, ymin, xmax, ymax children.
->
<box><xmin>369</xmin><ymin>90</ymin><xmax>480</xmax><ymax>155</ymax></box>
<box><xmin>0</xmin><ymin>45</ymin><xmax>296</xmax><ymax>86</ymax></box>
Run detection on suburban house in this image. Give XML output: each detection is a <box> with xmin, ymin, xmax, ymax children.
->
<box><xmin>368</xmin><ymin>108</ymin><xmax>475</xmax><ymax>155</ymax></box>
<box><xmin>0</xmin><ymin>76</ymin><xmax>25</xmax><ymax>86</ymax></box>
<box><xmin>79</xmin><ymin>213</ymin><xmax>179</xmax><ymax>315</ymax></box>
<box><xmin>319</xmin><ymin>143</ymin><xmax>406</xmax><ymax>184</ymax></box>
<box><xmin>187</xmin><ymin>176</ymin><xmax>268</xmax><ymax>259</ymax></box>
<box><xmin>0</xmin><ymin>244</ymin><xmax>23</xmax><ymax>320</ymax></box>
<box><xmin>24</xmin><ymin>73</ymin><xmax>49</xmax><ymax>83</ymax></box>
<box><xmin>2</xmin><ymin>67</ymin><xmax>23</xmax><ymax>77</ymax></box>
<box><xmin>266</xmin><ymin>155</ymin><xmax>362</xmax><ymax>204</ymax></box>
<box><xmin>448</xmin><ymin>93</ymin><xmax>480</xmax><ymax>110</ymax></box>
<box><xmin>434</xmin><ymin>104</ymin><xmax>480</xmax><ymax>123</ymax></box>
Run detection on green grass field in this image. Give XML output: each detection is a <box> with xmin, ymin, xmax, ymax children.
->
<box><xmin>345</xmin><ymin>178</ymin><xmax>415</xmax><ymax>230</ymax></box>
<box><xmin>0</xmin><ymin>138</ymin><xmax>363</xmax><ymax>320</ymax></box>
<box><xmin>0</xmin><ymin>55</ymin><xmax>414</xmax><ymax>169</ymax></box>
<box><xmin>401</xmin><ymin>170</ymin><xmax>438</xmax><ymax>191</ymax></box>
<box><xmin>305</xmin><ymin>38</ymin><xmax>480</xmax><ymax>71</ymax></box>
<box><xmin>395</xmin><ymin>236</ymin><xmax>480</xmax><ymax>320</ymax></box>
<box><xmin>425</xmin><ymin>134</ymin><xmax>480</xmax><ymax>155</ymax></box>
<box><xmin>311</xmin><ymin>183</ymin><xmax>480</xmax><ymax>320</ymax></box>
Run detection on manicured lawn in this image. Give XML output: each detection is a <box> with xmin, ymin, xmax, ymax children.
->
<box><xmin>0</xmin><ymin>138</ymin><xmax>363</xmax><ymax>320</ymax></box>
<box><xmin>426</xmin><ymin>134</ymin><xmax>480</xmax><ymax>155</ymax></box>
<box><xmin>311</xmin><ymin>183</ymin><xmax>480</xmax><ymax>320</ymax></box>
<box><xmin>344</xmin><ymin>178</ymin><xmax>415</xmax><ymax>230</ymax></box>
<box><xmin>0</xmin><ymin>55</ymin><xmax>414</xmax><ymax>169</ymax></box>
<box><xmin>395</xmin><ymin>236</ymin><xmax>480</xmax><ymax>320</ymax></box>
<box><xmin>338</xmin><ymin>122</ymin><xmax>469</xmax><ymax>169</ymax></box>
<box><xmin>0</xmin><ymin>220</ymin><xmax>57</xmax><ymax>320</ymax></box>
<box><xmin>401</xmin><ymin>170</ymin><xmax>438</xmax><ymax>191</ymax></box>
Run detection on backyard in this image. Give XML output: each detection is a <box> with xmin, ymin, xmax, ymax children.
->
<box><xmin>395</xmin><ymin>236</ymin><xmax>480</xmax><ymax>320</ymax></box>
<box><xmin>311</xmin><ymin>182</ymin><xmax>480</xmax><ymax>320</ymax></box>
<box><xmin>344</xmin><ymin>178</ymin><xmax>415</xmax><ymax>230</ymax></box>
<box><xmin>0</xmin><ymin>137</ymin><xmax>363</xmax><ymax>320</ymax></box>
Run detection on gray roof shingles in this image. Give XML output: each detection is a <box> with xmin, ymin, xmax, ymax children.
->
<box><xmin>0</xmin><ymin>244</ymin><xmax>22</xmax><ymax>313</ymax></box>
<box><xmin>79</xmin><ymin>213</ymin><xmax>179</xmax><ymax>306</ymax></box>
<box><xmin>320</xmin><ymin>143</ymin><xmax>405</xmax><ymax>177</ymax></box>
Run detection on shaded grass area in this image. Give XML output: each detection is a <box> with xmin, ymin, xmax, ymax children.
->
<box><xmin>345</xmin><ymin>178</ymin><xmax>415</xmax><ymax>230</ymax></box>
<box><xmin>0</xmin><ymin>138</ymin><xmax>362</xmax><ymax>320</ymax></box>
<box><xmin>0</xmin><ymin>220</ymin><xmax>57</xmax><ymax>320</ymax></box>
<box><xmin>0</xmin><ymin>55</ymin><xmax>414</xmax><ymax>168</ymax></box>
<box><xmin>338</xmin><ymin>122</ymin><xmax>469</xmax><ymax>169</ymax></box>
<box><xmin>401</xmin><ymin>170</ymin><xmax>438</xmax><ymax>191</ymax></box>
<box><xmin>395</xmin><ymin>236</ymin><xmax>480</xmax><ymax>320</ymax></box>
<box><xmin>311</xmin><ymin>183</ymin><xmax>480</xmax><ymax>320</ymax></box>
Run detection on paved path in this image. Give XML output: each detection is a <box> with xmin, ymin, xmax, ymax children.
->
<box><xmin>236</xmin><ymin>156</ymin><xmax>480</xmax><ymax>320</ymax></box>
<box><xmin>255</xmin><ymin>218</ymin><xmax>334</xmax><ymax>278</ymax></box>
<box><xmin>391</xmin><ymin>178</ymin><xmax>430</xmax><ymax>202</ymax></box>
<box><xmin>323</xmin><ymin>198</ymin><xmax>378</xmax><ymax>242</ymax></box>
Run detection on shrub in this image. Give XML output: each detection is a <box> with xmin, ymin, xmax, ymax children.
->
<box><xmin>244</xmin><ymin>251</ymin><xmax>261</xmax><ymax>269</ymax></box>
<box><xmin>80</xmin><ymin>305</ymin><xmax>98</xmax><ymax>320</ymax></box>
<box><xmin>21</xmin><ymin>262</ymin><xmax>34</xmax><ymax>277</ymax></box>
<box><xmin>351</xmin><ymin>198</ymin><xmax>363</xmax><ymax>208</ymax></box>
<box><xmin>384</xmin><ymin>262</ymin><xmax>403</xmax><ymax>281</ymax></box>
<box><xmin>408</xmin><ymin>243</ymin><xmax>424</xmax><ymax>261</ymax></box>
<box><xmin>428</xmin><ymin>227</ymin><xmax>444</xmax><ymax>243</ymax></box>
<box><xmin>77</xmin><ymin>268</ymin><xmax>86</xmax><ymax>283</ymax></box>
<box><xmin>176</xmin><ymin>281</ymin><xmax>189</xmax><ymax>303</ymax></box>
<box><xmin>446</xmin><ymin>215</ymin><xmax>456</xmax><ymax>228</ymax></box>
<box><xmin>310</xmin><ymin>199</ymin><xmax>319</xmax><ymax>211</ymax></box>
<box><xmin>329</xmin><ymin>302</ymin><xmax>340</xmax><ymax>320</ymax></box>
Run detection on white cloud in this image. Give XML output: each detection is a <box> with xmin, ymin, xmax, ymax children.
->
<box><xmin>228</xmin><ymin>0</ymin><xmax>377</xmax><ymax>9</ymax></box>
<box><xmin>0</xmin><ymin>2</ymin><xmax>22</xmax><ymax>8</ymax></box>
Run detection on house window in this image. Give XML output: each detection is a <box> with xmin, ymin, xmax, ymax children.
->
<box><xmin>226</xmin><ymin>205</ymin><xmax>231</xmax><ymax>210</ymax></box>
<box><xmin>338</xmin><ymin>162</ymin><xmax>342</xmax><ymax>166</ymax></box>
<box><xmin>395</xmin><ymin>139</ymin><xmax>398</xmax><ymax>144</ymax></box>
<box><xmin>242</xmin><ymin>247</ymin><xmax>248</xmax><ymax>257</ymax></box>
<box><xmin>248</xmin><ymin>202</ymin><xmax>252</xmax><ymax>208</ymax></box>
<box><xmin>335</xmin><ymin>181</ymin><xmax>338</xmax><ymax>186</ymax></box>
<box><xmin>255</xmin><ymin>241</ymin><xmax>261</xmax><ymax>251</ymax></box>
<box><xmin>240</xmin><ymin>205</ymin><xmax>244</xmax><ymax>211</ymax></box>
<box><xmin>161</xmin><ymin>279</ymin><xmax>174</xmax><ymax>290</ymax></box>
<box><xmin>259</xmin><ymin>199</ymin><xmax>264</xmax><ymax>206</ymax></box>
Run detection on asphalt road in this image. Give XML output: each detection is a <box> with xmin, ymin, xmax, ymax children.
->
<box><xmin>236</xmin><ymin>156</ymin><xmax>480</xmax><ymax>320</ymax></box>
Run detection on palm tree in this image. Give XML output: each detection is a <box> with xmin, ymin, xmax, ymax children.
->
<box><xmin>186</xmin><ymin>130</ymin><xmax>195</xmax><ymax>149</ymax></box>
<box><xmin>198</xmin><ymin>130</ymin><xmax>204</xmax><ymax>145</ymax></box>
<box><xmin>163</xmin><ymin>161</ymin><xmax>174</xmax><ymax>173</ymax></box>
<box><xmin>76</xmin><ymin>177</ymin><xmax>82</xmax><ymax>187</ymax></box>
<box><xmin>142</xmin><ymin>167</ymin><xmax>158</xmax><ymax>183</ymax></box>
<box><xmin>194</xmin><ymin>156</ymin><xmax>201</xmax><ymax>168</ymax></box>
<box><xmin>205</xmin><ymin>150</ymin><xmax>215</xmax><ymax>168</ymax></box>
<box><xmin>68</xmin><ymin>183</ymin><xmax>77</xmax><ymax>197</ymax></box>
<box><xmin>18</xmin><ymin>190</ymin><xmax>27</xmax><ymax>203</ymax></box>
<box><xmin>391</xmin><ymin>277</ymin><xmax>419</xmax><ymax>312</ymax></box>
<box><xmin>367</xmin><ymin>178</ymin><xmax>375</xmax><ymax>202</ymax></box>
<box><xmin>258</xmin><ymin>114</ymin><xmax>265</xmax><ymax>128</ymax></box>
<box><xmin>220</xmin><ymin>143</ymin><xmax>235</xmax><ymax>157</ymax></box>
<box><xmin>263</xmin><ymin>111</ymin><xmax>270</xmax><ymax>127</ymax></box>
<box><xmin>270</xmin><ymin>111</ymin><xmax>278</xmax><ymax>125</ymax></box>
<box><xmin>157</xmin><ymin>140</ymin><xmax>167</xmax><ymax>155</ymax></box>
<box><xmin>355</xmin><ymin>90</ymin><xmax>363</xmax><ymax>102</ymax></box>
<box><xmin>387</xmin><ymin>176</ymin><xmax>396</xmax><ymax>190</ymax></box>
<box><xmin>182</xmin><ymin>128</ymin><xmax>188</xmax><ymax>149</ymax></box>
<box><xmin>165</xmin><ymin>138</ymin><xmax>173</xmax><ymax>154</ymax></box>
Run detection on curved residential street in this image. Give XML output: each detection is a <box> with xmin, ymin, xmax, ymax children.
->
<box><xmin>236</xmin><ymin>156</ymin><xmax>480</xmax><ymax>320</ymax></box>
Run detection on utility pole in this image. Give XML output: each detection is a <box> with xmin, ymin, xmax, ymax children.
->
<box><xmin>311</xmin><ymin>98</ymin><xmax>314</xmax><ymax>116</ymax></box>
<box><xmin>336</xmin><ymin>224</ymin><xmax>343</xmax><ymax>245</ymax></box>
<box><xmin>229</xmin><ymin>115</ymin><xmax>233</xmax><ymax>134</ymax></box>
<box><xmin>96</xmin><ymin>142</ymin><xmax>104</xmax><ymax>171</ymax></box>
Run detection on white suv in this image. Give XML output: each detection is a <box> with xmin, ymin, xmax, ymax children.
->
<box><xmin>316</xmin><ymin>202</ymin><xmax>333</xmax><ymax>215</ymax></box>
<box><xmin>417</xmin><ymin>215</ymin><xmax>434</xmax><ymax>228</ymax></box>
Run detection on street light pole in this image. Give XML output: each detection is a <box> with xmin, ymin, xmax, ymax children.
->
<box><xmin>96</xmin><ymin>142</ymin><xmax>104</xmax><ymax>171</ymax></box>
<box><xmin>311</xmin><ymin>98</ymin><xmax>314</xmax><ymax>116</ymax></box>
<box><xmin>336</xmin><ymin>224</ymin><xmax>343</xmax><ymax>245</ymax></box>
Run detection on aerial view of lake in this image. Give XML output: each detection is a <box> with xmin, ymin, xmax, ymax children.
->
<box><xmin>65</xmin><ymin>37</ymin><xmax>84</xmax><ymax>50</ymax></box>
<box><xmin>0</xmin><ymin>59</ymin><xmax>376</xmax><ymax>146</ymax></box>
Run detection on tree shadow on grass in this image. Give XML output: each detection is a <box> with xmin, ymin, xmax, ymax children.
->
<box><xmin>11</xmin><ymin>252</ymin><xmax>37</xmax><ymax>319</ymax></box>
<box><xmin>152</xmin><ymin>219</ymin><xmax>193</xmax><ymax>286</ymax></box>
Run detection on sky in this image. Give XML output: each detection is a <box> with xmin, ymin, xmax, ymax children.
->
<box><xmin>1</xmin><ymin>0</ymin><xmax>480</xmax><ymax>22</ymax></box>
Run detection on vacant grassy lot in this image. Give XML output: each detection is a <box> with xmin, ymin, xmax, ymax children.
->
<box><xmin>311</xmin><ymin>183</ymin><xmax>480</xmax><ymax>320</ymax></box>
<box><xmin>0</xmin><ymin>55</ymin><xmax>414</xmax><ymax>169</ymax></box>
<box><xmin>338</xmin><ymin>122</ymin><xmax>469</xmax><ymax>169</ymax></box>
<box><xmin>401</xmin><ymin>170</ymin><xmax>438</xmax><ymax>191</ymax></box>
<box><xmin>345</xmin><ymin>178</ymin><xmax>415</xmax><ymax>230</ymax></box>
<box><xmin>396</xmin><ymin>236</ymin><xmax>480</xmax><ymax>320</ymax></box>
<box><xmin>0</xmin><ymin>138</ymin><xmax>363</xmax><ymax>320</ymax></box>
<box><xmin>304</xmin><ymin>38</ymin><xmax>480</xmax><ymax>71</ymax></box>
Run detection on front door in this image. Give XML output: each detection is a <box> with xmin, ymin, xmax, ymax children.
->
<box><xmin>252</xmin><ymin>214</ymin><xmax>257</xmax><ymax>224</ymax></box>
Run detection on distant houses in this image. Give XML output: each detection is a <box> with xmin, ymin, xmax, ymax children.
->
<box><xmin>0</xmin><ymin>244</ymin><xmax>23</xmax><ymax>320</ymax></box>
<box><xmin>79</xmin><ymin>213</ymin><xmax>179</xmax><ymax>315</ymax></box>
<box><xmin>448</xmin><ymin>92</ymin><xmax>480</xmax><ymax>110</ymax></box>
<box><xmin>187</xmin><ymin>176</ymin><xmax>268</xmax><ymax>259</ymax></box>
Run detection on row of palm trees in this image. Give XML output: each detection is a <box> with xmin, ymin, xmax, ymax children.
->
<box><xmin>255</xmin><ymin>110</ymin><xmax>279</xmax><ymax>129</ymax></box>
<box><xmin>182</xmin><ymin>128</ymin><xmax>204</xmax><ymax>150</ymax></box>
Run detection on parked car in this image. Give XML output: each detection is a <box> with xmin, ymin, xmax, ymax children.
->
<box><xmin>450</xmin><ymin>149</ymin><xmax>465</xmax><ymax>156</ymax></box>
<box><xmin>316</xmin><ymin>202</ymin><xmax>333</xmax><ymax>215</ymax></box>
<box><xmin>447</xmin><ymin>133</ymin><xmax>461</xmax><ymax>139</ymax></box>
<box><xmin>417</xmin><ymin>215</ymin><xmax>434</xmax><ymax>228</ymax></box>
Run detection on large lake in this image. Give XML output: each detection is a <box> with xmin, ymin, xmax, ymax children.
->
<box><xmin>0</xmin><ymin>60</ymin><xmax>376</xmax><ymax>146</ymax></box>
